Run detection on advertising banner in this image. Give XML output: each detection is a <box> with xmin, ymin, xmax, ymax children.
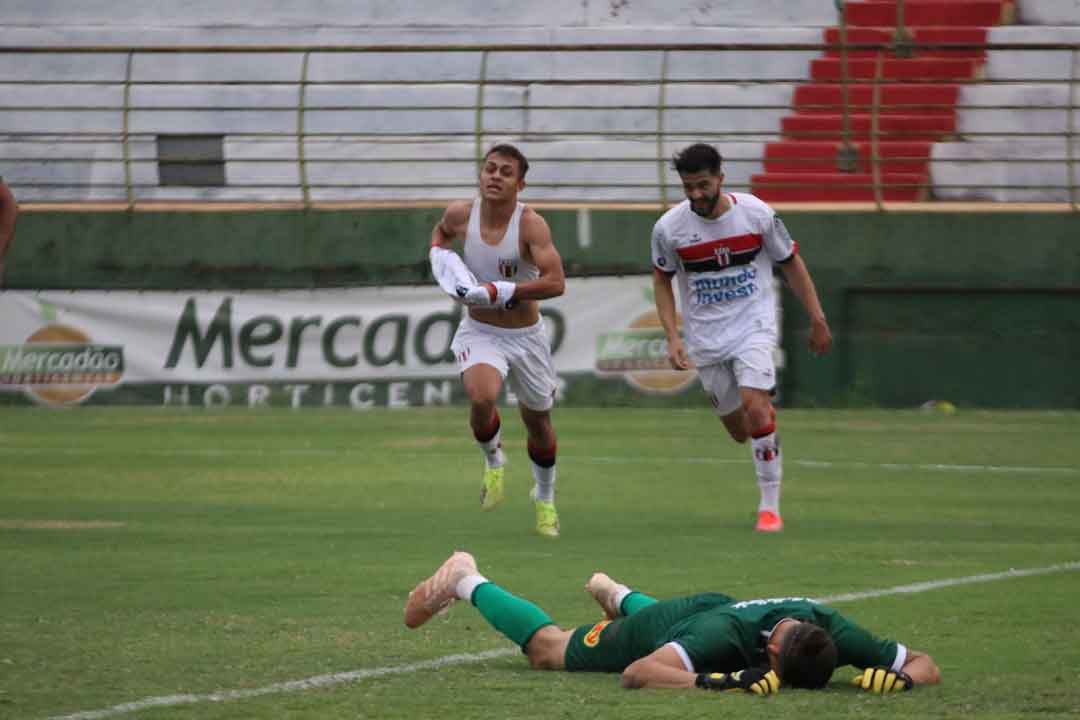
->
<box><xmin>0</xmin><ymin>278</ymin><xmax>710</xmax><ymax>408</ymax></box>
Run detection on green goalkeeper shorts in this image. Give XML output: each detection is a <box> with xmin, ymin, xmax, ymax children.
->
<box><xmin>563</xmin><ymin>618</ymin><xmax>634</xmax><ymax>672</ymax></box>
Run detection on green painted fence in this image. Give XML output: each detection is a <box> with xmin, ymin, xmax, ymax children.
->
<box><xmin>6</xmin><ymin>208</ymin><xmax>1079</xmax><ymax>407</ymax></box>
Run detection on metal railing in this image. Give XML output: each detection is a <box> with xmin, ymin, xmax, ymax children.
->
<box><xmin>1</xmin><ymin>35</ymin><xmax>1077</xmax><ymax>212</ymax></box>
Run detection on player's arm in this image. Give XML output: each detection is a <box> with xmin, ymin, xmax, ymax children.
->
<box><xmin>429</xmin><ymin>201</ymin><xmax>476</xmax><ymax>300</ymax></box>
<box><xmin>620</xmin><ymin>645</ymin><xmax>700</xmax><ymax>689</ymax></box>
<box><xmin>852</xmin><ymin>652</ymin><xmax>940</xmax><ymax>693</ymax></box>
<box><xmin>510</xmin><ymin>208</ymin><xmax>565</xmax><ymax>301</ymax></box>
<box><xmin>778</xmin><ymin>254</ymin><xmax>832</xmax><ymax>356</ymax></box>
<box><xmin>0</xmin><ymin>180</ymin><xmax>18</xmax><ymax>284</ymax></box>
<box><xmin>430</xmin><ymin>201</ymin><xmax>469</xmax><ymax>249</ymax></box>
<box><xmin>652</xmin><ymin>268</ymin><xmax>689</xmax><ymax>370</ymax></box>
<box><xmin>899</xmin><ymin>649</ymin><xmax>940</xmax><ymax>685</ymax></box>
<box><xmin>620</xmin><ymin>646</ymin><xmax>778</xmax><ymax>694</ymax></box>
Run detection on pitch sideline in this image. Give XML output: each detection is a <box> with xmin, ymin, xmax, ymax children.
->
<box><xmin>47</xmin><ymin>561</ymin><xmax>1080</xmax><ymax>720</ymax></box>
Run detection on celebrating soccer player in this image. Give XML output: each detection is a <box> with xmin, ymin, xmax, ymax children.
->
<box><xmin>428</xmin><ymin>144</ymin><xmax>566</xmax><ymax>538</ymax></box>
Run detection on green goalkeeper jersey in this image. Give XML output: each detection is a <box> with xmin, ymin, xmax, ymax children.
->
<box><xmin>565</xmin><ymin>592</ymin><xmax>901</xmax><ymax>674</ymax></box>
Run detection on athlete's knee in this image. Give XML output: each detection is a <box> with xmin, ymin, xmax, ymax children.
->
<box><xmin>466</xmin><ymin>384</ymin><xmax>500</xmax><ymax>407</ymax></box>
<box><xmin>524</xmin><ymin>628</ymin><xmax>565</xmax><ymax>670</ymax></box>
<box><xmin>727</xmin><ymin>426</ymin><xmax>750</xmax><ymax>444</ymax></box>
<box><xmin>526</xmin><ymin>646</ymin><xmax>557</xmax><ymax>670</ymax></box>
<box><xmin>721</xmin><ymin>411</ymin><xmax>751</xmax><ymax>443</ymax></box>
<box><xmin>521</xmin><ymin>408</ymin><xmax>555</xmax><ymax>443</ymax></box>
<box><xmin>748</xmin><ymin>402</ymin><xmax>776</xmax><ymax>437</ymax></box>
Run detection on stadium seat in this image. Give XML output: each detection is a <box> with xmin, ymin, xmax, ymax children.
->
<box><xmin>844</xmin><ymin>1</ymin><xmax>1015</xmax><ymax>27</ymax></box>
<box><xmin>2</xmin><ymin>0</ymin><xmax>1075</xmax><ymax>204</ymax></box>
<box><xmin>753</xmin><ymin>0</ymin><xmax>1017</xmax><ymax>202</ymax></box>
<box><xmin>751</xmin><ymin>171</ymin><xmax>929</xmax><ymax>202</ymax></box>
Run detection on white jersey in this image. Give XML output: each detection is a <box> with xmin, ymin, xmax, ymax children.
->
<box><xmin>463</xmin><ymin>198</ymin><xmax>539</xmax><ymax>284</ymax></box>
<box><xmin>651</xmin><ymin>192</ymin><xmax>797</xmax><ymax>366</ymax></box>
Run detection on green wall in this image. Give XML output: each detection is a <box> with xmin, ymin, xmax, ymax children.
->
<box><xmin>7</xmin><ymin>208</ymin><xmax>1079</xmax><ymax>407</ymax></box>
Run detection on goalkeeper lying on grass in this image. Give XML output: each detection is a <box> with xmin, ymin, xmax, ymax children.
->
<box><xmin>404</xmin><ymin>551</ymin><xmax>941</xmax><ymax>694</ymax></box>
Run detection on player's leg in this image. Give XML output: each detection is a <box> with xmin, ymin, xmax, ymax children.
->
<box><xmin>507</xmin><ymin>324</ymin><xmax>560</xmax><ymax>537</ymax></box>
<box><xmin>586</xmin><ymin>573</ymin><xmax>658</xmax><ymax>619</ymax></box>
<box><xmin>462</xmin><ymin>363</ymin><xmax>508</xmax><ymax>510</ymax></box>
<box><xmin>519</xmin><ymin>406</ymin><xmax>559</xmax><ymax>537</ymax></box>
<box><xmin>452</xmin><ymin>321</ymin><xmax>510</xmax><ymax>510</ymax></box>
<box><xmin>699</xmin><ymin>361</ymin><xmax>746</xmax><ymax>442</ymax></box>
<box><xmin>701</xmin><ymin>359</ymin><xmax>781</xmax><ymax>531</ymax></box>
<box><xmin>404</xmin><ymin>551</ymin><xmax>570</xmax><ymax>669</ymax></box>
<box><xmin>733</xmin><ymin>346</ymin><xmax>783</xmax><ymax>533</ymax></box>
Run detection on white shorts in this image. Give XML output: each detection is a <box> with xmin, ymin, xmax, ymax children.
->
<box><xmin>451</xmin><ymin>315</ymin><xmax>558</xmax><ymax>412</ymax></box>
<box><xmin>696</xmin><ymin>345</ymin><xmax>776</xmax><ymax>416</ymax></box>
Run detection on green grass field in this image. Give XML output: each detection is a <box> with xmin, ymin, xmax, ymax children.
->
<box><xmin>2</xmin><ymin>406</ymin><xmax>1079</xmax><ymax>719</ymax></box>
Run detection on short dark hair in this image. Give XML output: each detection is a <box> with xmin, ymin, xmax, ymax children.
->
<box><xmin>778</xmin><ymin>622</ymin><xmax>838</xmax><ymax>689</ymax></box>
<box><xmin>485</xmin><ymin>143</ymin><xmax>529</xmax><ymax>179</ymax></box>
<box><xmin>672</xmin><ymin>143</ymin><xmax>722</xmax><ymax>175</ymax></box>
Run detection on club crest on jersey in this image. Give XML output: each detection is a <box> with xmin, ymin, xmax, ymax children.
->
<box><xmin>713</xmin><ymin>245</ymin><xmax>732</xmax><ymax>268</ymax></box>
<box><xmin>498</xmin><ymin>258</ymin><xmax>517</xmax><ymax>279</ymax></box>
<box><xmin>583</xmin><ymin>620</ymin><xmax>611</xmax><ymax>647</ymax></box>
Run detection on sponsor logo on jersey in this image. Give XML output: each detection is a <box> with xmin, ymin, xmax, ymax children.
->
<box><xmin>1</xmin><ymin>324</ymin><xmax>125</xmax><ymax>406</ymax></box>
<box><xmin>498</xmin><ymin>258</ymin><xmax>517</xmax><ymax>279</ymax></box>
<box><xmin>583</xmin><ymin>620</ymin><xmax>612</xmax><ymax>647</ymax></box>
<box><xmin>690</xmin><ymin>266</ymin><xmax>759</xmax><ymax>306</ymax></box>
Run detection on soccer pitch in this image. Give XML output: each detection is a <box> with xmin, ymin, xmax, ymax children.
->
<box><xmin>2</xmin><ymin>406</ymin><xmax>1079</xmax><ymax>719</ymax></box>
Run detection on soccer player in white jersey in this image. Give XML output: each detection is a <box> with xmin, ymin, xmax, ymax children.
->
<box><xmin>428</xmin><ymin>144</ymin><xmax>566</xmax><ymax>538</ymax></box>
<box><xmin>651</xmin><ymin>144</ymin><xmax>833</xmax><ymax>532</ymax></box>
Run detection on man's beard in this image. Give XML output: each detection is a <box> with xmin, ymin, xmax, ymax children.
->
<box><xmin>690</xmin><ymin>193</ymin><xmax>720</xmax><ymax>217</ymax></box>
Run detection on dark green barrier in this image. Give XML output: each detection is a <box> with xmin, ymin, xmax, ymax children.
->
<box><xmin>7</xmin><ymin>208</ymin><xmax>1079</xmax><ymax>407</ymax></box>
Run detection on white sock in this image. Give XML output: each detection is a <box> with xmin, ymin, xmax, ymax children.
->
<box><xmin>478</xmin><ymin>429</ymin><xmax>504</xmax><ymax>469</ymax></box>
<box><xmin>613</xmin><ymin>585</ymin><xmax>632</xmax><ymax>612</ymax></box>
<box><xmin>751</xmin><ymin>431</ymin><xmax>782</xmax><ymax>514</ymax></box>
<box><xmin>456</xmin><ymin>573</ymin><xmax>489</xmax><ymax>602</ymax></box>
<box><xmin>531</xmin><ymin>462</ymin><xmax>556</xmax><ymax>502</ymax></box>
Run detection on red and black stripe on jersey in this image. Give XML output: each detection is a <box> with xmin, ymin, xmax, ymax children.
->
<box><xmin>676</xmin><ymin>233</ymin><xmax>762</xmax><ymax>273</ymax></box>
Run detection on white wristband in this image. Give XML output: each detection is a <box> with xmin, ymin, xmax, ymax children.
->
<box><xmin>492</xmin><ymin>281</ymin><xmax>516</xmax><ymax>307</ymax></box>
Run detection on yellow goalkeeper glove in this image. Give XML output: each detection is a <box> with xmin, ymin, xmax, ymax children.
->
<box><xmin>852</xmin><ymin>666</ymin><xmax>914</xmax><ymax>693</ymax></box>
<box><xmin>696</xmin><ymin>668</ymin><xmax>780</xmax><ymax>695</ymax></box>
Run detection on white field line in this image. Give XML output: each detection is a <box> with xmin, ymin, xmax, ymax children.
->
<box><xmin>46</xmin><ymin>561</ymin><xmax>1080</xmax><ymax>720</ymax></box>
<box><xmin>816</xmin><ymin>561</ymin><xmax>1080</xmax><ymax>604</ymax></box>
<box><xmin>3</xmin><ymin>445</ymin><xmax>1077</xmax><ymax>476</ymax></box>
<box><xmin>46</xmin><ymin>650</ymin><xmax>518</xmax><ymax>720</ymax></box>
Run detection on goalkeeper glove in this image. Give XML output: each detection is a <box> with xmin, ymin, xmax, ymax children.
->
<box><xmin>696</xmin><ymin>669</ymin><xmax>780</xmax><ymax>695</ymax></box>
<box><xmin>851</xmin><ymin>667</ymin><xmax>914</xmax><ymax>694</ymax></box>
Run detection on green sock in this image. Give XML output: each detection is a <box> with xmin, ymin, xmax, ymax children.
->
<box><xmin>471</xmin><ymin>582</ymin><xmax>555</xmax><ymax>648</ymax></box>
<box><xmin>621</xmin><ymin>591</ymin><xmax>658</xmax><ymax>616</ymax></box>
